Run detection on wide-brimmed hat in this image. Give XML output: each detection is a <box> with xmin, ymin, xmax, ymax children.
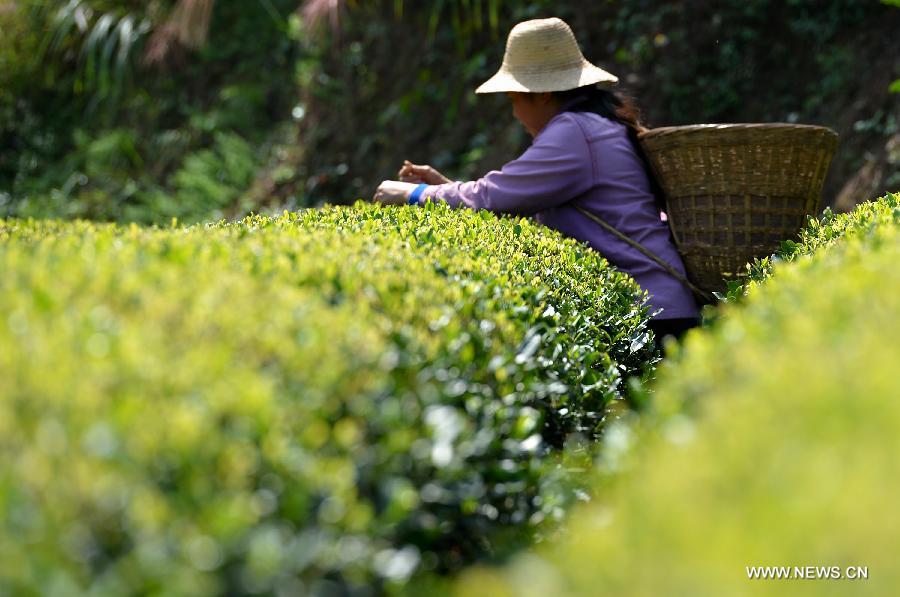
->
<box><xmin>476</xmin><ymin>18</ymin><xmax>618</xmax><ymax>94</ymax></box>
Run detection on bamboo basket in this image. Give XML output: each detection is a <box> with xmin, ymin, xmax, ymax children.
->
<box><xmin>638</xmin><ymin>123</ymin><xmax>838</xmax><ymax>293</ymax></box>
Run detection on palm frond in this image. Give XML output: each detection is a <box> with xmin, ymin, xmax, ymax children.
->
<box><xmin>42</xmin><ymin>0</ymin><xmax>151</xmax><ymax>101</ymax></box>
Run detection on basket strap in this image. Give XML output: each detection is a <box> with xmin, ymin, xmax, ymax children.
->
<box><xmin>573</xmin><ymin>205</ymin><xmax>716</xmax><ymax>304</ymax></box>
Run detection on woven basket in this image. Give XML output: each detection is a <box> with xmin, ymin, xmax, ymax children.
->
<box><xmin>638</xmin><ymin>123</ymin><xmax>838</xmax><ymax>293</ymax></box>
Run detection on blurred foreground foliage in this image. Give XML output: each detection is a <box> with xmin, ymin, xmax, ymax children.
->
<box><xmin>0</xmin><ymin>203</ymin><xmax>656</xmax><ymax>594</ymax></box>
<box><xmin>455</xmin><ymin>192</ymin><xmax>900</xmax><ymax>596</ymax></box>
<box><xmin>2</xmin><ymin>0</ymin><xmax>898</xmax><ymax>224</ymax></box>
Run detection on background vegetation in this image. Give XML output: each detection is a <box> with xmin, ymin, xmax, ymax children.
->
<box><xmin>2</xmin><ymin>0</ymin><xmax>898</xmax><ymax>224</ymax></box>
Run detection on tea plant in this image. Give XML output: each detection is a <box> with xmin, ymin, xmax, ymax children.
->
<box><xmin>0</xmin><ymin>202</ymin><xmax>655</xmax><ymax>594</ymax></box>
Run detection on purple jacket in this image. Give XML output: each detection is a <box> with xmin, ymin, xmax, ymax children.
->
<box><xmin>422</xmin><ymin>111</ymin><xmax>699</xmax><ymax>320</ymax></box>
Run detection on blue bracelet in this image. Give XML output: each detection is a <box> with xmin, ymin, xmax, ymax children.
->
<box><xmin>408</xmin><ymin>183</ymin><xmax>428</xmax><ymax>206</ymax></box>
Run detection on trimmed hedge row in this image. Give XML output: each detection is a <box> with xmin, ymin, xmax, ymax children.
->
<box><xmin>0</xmin><ymin>202</ymin><xmax>655</xmax><ymax>594</ymax></box>
<box><xmin>459</xmin><ymin>192</ymin><xmax>900</xmax><ymax>596</ymax></box>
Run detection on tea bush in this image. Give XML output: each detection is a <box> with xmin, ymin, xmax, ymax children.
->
<box><xmin>458</xmin><ymin>192</ymin><xmax>900</xmax><ymax>596</ymax></box>
<box><xmin>0</xmin><ymin>202</ymin><xmax>655</xmax><ymax>594</ymax></box>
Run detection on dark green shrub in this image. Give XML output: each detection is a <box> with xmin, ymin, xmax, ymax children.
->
<box><xmin>457</xmin><ymin>193</ymin><xmax>900</xmax><ymax>595</ymax></box>
<box><xmin>125</xmin><ymin>132</ymin><xmax>259</xmax><ymax>224</ymax></box>
<box><xmin>0</xmin><ymin>0</ymin><xmax>298</xmax><ymax>225</ymax></box>
<box><xmin>0</xmin><ymin>202</ymin><xmax>654</xmax><ymax>594</ymax></box>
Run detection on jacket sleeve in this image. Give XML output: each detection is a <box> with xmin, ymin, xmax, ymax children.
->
<box><xmin>422</xmin><ymin>114</ymin><xmax>593</xmax><ymax>216</ymax></box>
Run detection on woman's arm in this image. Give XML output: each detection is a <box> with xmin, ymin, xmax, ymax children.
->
<box><xmin>370</xmin><ymin>163</ymin><xmax>452</xmax><ymax>205</ymax></box>
<box><xmin>422</xmin><ymin>114</ymin><xmax>593</xmax><ymax>215</ymax></box>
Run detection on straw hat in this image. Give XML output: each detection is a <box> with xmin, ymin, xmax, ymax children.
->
<box><xmin>476</xmin><ymin>18</ymin><xmax>618</xmax><ymax>94</ymax></box>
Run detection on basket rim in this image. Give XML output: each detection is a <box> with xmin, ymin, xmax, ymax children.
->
<box><xmin>638</xmin><ymin>123</ymin><xmax>838</xmax><ymax>140</ymax></box>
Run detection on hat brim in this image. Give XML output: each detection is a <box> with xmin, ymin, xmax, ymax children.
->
<box><xmin>475</xmin><ymin>62</ymin><xmax>619</xmax><ymax>94</ymax></box>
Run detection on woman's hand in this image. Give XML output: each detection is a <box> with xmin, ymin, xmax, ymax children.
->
<box><xmin>398</xmin><ymin>160</ymin><xmax>451</xmax><ymax>185</ymax></box>
<box><xmin>372</xmin><ymin>180</ymin><xmax>417</xmax><ymax>205</ymax></box>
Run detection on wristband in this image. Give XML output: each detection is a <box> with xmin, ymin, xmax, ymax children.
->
<box><xmin>408</xmin><ymin>183</ymin><xmax>428</xmax><ymax>206</ymax></box>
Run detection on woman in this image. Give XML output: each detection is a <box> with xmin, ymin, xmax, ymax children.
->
<box><xmin>373</xmin><ymin>17</ymin><xmax>699</xmax><ymax>347</ymax></box>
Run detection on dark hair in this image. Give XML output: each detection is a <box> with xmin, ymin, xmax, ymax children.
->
<box><xmin>553</xmin><ymin>86</ymin><xmax>647</xmax><ymax>134</ymax></box>
<box><xmin>553</xmin><ymin>86</ymin><xmax>665</xmax><ymax>210</ymax></box>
